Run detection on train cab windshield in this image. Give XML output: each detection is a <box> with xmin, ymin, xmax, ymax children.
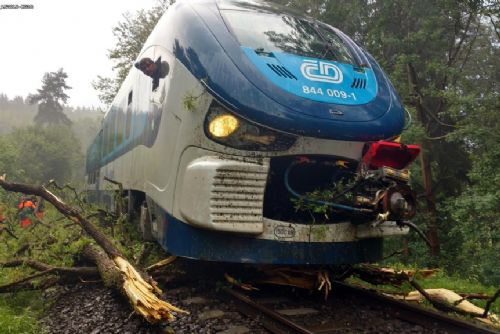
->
<box><xmin>220</xmin><ymin>6</ymin><xmax>356</xmax><ymax>65</ymax></box>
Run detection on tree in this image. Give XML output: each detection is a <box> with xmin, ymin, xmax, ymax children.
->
<box><xmin>0</xmin><ymin>176</ymin><xmax>186</xmax><ymax>323</ymax></box>
<box><xmin>0</xmin><ymin>125</ymin><xmax>82</xmax><ymax>184</ymax></box>
<box><xmin>443</xmin><ymin>17</ymin><xmax>500</xmax><ymax>284</ymax></box>
<box><xmin>92</xmin><ymin>0</ymin><xmax>172</xmax><ymax>105</ymax></box>
<box><xmin>273</xmin><ymin>0</ymin><xmax>498</xmax><ymax>276</ymax></box>
<box><xmin>27</xmin><ymin>69</ymin><xmax>72</xmax><ymax>126</ymax></box>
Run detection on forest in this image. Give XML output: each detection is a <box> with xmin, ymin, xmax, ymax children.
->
<box><xmin>0</xmin><ymin>0</ymin><xmax>498</xmax><ymax>332</ymax></box>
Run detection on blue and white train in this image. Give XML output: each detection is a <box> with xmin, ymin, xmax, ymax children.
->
<box><xmin>86</xmin><ymin>0</ymin><xmax>421</xmax><ymax>264</ymax></box>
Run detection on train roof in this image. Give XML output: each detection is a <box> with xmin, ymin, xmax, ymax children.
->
<box><xmin>122</xmin><ymin>0</ymin><xmax>405</xmax><ymax>141</ymax></box>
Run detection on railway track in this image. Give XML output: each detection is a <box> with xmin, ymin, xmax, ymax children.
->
<box><xmin>225</xmin><ymin>281</ymin><xmax>499</xmax><ymax>334</ymax></box>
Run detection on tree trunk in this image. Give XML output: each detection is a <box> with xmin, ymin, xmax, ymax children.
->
<box><xmin>82</xmin><ymin>244</ymin><xmax>122</xmax><ymax>289</ymax></box>
<box><xmin>407</xmin><ymin>63</ymin><xmax>440</xmax><ymax>258</ymax></box>
<box><xmin>0</xmin><ymin>175</ymin><xmax>187</xmax><ymax>323</ymax></box>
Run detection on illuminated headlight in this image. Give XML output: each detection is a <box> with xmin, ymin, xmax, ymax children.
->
<box><xmin>208</xmin><ymin>115</ymin><xmax>239</xmax><ymax>137</ymax></box>
<box><xmin>204</xmin><ymin>100</ymin><xmax>296</xmax><ymax>151</ymax></box>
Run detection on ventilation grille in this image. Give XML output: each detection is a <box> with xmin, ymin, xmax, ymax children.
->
<box><xmin>210</xmin><ymin>168</ymin><xmax>267</xmax><ymax>224</ymax></box>
<box><xmin>351</xmin><ymin>78</ymin><xmax>367</xmax><ymax>89</ymax></box>
<box><xmin>266</xmin><ymin>64</ymin><xmax>297</xmax><ymax>80</ymax></box>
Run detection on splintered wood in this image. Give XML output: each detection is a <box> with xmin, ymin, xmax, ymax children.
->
<box><xmin>145</xmin><ymin>255</ymin><xmax>178</xmax><ymax>273</ymax></box>
<box><xmin>390</xmin><ymin>288</ymin><xmax>499</xmax><ymax>327</ymax></box>
<box><xmin>0</xmin><ymin>175</ymin><xmax>187</xmax><ymax>324</ymax></box>
<box><xmin>114</xmin><ymin>257</ymin><xmax>188</xmax><ymax>322</ymax></box>
<box><xmin>378</xmin><ymin>267</ymin><xmax>439</xmax><ymax>278</ymax></box>
<box><xmin>254</xmin><ymin>267</ymin><xmax>332</xmax><ymax>299</ymax></box>
<box><xmin>317</xmin><ymin>270</ymin><xmax>332</xmax><ymax>300</ymax></box>
<box><xmin>224</xmin><ymin>273</ymin><xmax>259</xmax><ymax>291</ymax></box>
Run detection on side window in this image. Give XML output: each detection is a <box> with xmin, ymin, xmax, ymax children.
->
<box><xmin>102</xmin><ymin>123</ymin><xmax>108</xmax><ymax>157</ymax></box>
<box><xmin>99</xmin><ymin>128</ymin><xmax>104</xmax><ymax>159</ymax></box>
<box><xmin>152</xmin><ymin>46</ymin><xmax>173</xmax><ymax>105</ymax></box>
<box><xmin>126</xmin><ymin>91</ymin><xmax>132</xmax><ymax>139</ymax></box>
<box><xmin>116</xmin><ymin>100</ymin><xmax>125</xmax><ymax>146</ymax></box>
<box><xmin>107</xmin><ymin>110</ymin><xmax>115</xmax><ymax>154</ymax></box>
<box><xmin>135</xmin><ymin>52</ymin><xmax>170</xmax><ymax>92</ymax></box>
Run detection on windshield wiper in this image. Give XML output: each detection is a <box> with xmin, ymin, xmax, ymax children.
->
<box><xmin>254</xmin><ymin>47</ymin><xmax>273</xmax><ymax>56</ymax></box>
<box><xmin>309</xmin><ymin>24</ymin><xmax>340</xmax><ymax>61</ymax></box>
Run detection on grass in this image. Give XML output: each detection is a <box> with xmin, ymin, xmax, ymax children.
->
<box><xmin>415</xmin><ymin>270</ymin><xmax>500</xmax><ymax>314</ymax></box>
<box><xmin>0</xmin><ymin>202</ymin><xmax>80</xmax><ymax>334</ymax></box>
<box><xmin>346</xmin><ymin>264</ymin><xmax>500</xmax><ymax>317</ymax></box>
<box><xmin>0</xmin><ymin>194</ymin><xmax>150</xmax><ymax>334</ymax></box>
<box><xmin>0</xmin><ymin>291</ymin><xmax>47</xmax><ymax>334</ymax></box>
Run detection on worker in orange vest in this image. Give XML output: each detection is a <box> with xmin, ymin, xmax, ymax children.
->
<box><xmin>18</xmin><ymin>196</ymin><xmax>36</xmax><ymax>228</ymax></box>
<box><xmin>34</xmin><ymin>198</ymin><xmax>45</xmax><ymax>220</ymax></box>
<box><xmin>0</xmin><ymin>203</ymin><xmax>6</xmax><ymax>225</ymax></box>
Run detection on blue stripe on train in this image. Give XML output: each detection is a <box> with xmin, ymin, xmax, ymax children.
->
<box><xmin>158</xmin><ymin>209</ymin><xmax>383</xmax><ymax>264</ymax></box>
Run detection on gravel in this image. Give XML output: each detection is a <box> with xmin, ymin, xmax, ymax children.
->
<box><xmin>40</xmin><ymin>262</ymin><xmax>452</xmax><ymax>333</ymax></box>
<box><xmin>41</xmin><ymin>280</ymin><xmax>265</xmax><ymax>333</ymax></box>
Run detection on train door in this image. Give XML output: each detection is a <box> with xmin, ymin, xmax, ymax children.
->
<box><xmin>95</xmin><ymin>129</ymin><xmax>103</xmax><ymax>203</ymax></box>
<box><xmin>130</xmin><ymin>47</ymin><xmax>155</xmax><ymax>192</ymax></box>
<box><xmin>143</xmin><ymin>46</ymin><xmax>179</xmax><ymax>196</ymax></box>
<box><xmin>146</xmin><ymin>46</ymin><xmax>171</xmax><ymax>146</ymax></box>
<box><xmin>124</xmin><ymin>89</ymin><xmax>136</xmax><ymax>189</ymax></box>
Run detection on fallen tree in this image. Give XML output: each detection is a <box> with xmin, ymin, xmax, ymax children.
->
<box><xmin>0</xmin><ymin>258</ymin><xmax>99</xmax><ymax>293</ymax></box>
<box><xmin>224</xmin><ymin>264</ymin><xmax>499</xmax><ymax>329</ymax></box>
<box><xmin>388</xmin><ymin>286</ymin><xmax>499</xmax><ymax>326</ymax></box>
<box><xmin>0</xmin><ymin>175</ymin><xmax>186</xmax><ymax>323</ymax></box>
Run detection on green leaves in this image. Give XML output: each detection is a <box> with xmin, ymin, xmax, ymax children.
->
<box><xmin>279</xmin><ymin>0</ymin><xmax>499</xmax><ymax>284</ymax></box>
<box><xmin>93</xmin><ymin>1</ymin><xmax>171</xmax><ymax>106</ymax></box>
<box><xmin>0</xmin><ymin>125</ymin><xmax>83</xmax><ymax>184</ymax></box>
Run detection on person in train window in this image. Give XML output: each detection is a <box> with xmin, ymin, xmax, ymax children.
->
<box><xmin>134</xmin><ymin>57</ymin><xmax>169</xmax><ymax>90</ymax></box>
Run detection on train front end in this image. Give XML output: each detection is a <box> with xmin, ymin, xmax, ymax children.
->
<box><xmin>158</xmin><ymin>0</ymin><xmax>420</xmax><ymax>264</ymax></box>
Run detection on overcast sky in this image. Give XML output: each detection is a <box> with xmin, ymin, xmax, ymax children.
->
<box><xmin>0</xmin><ymin>0</ymin><xmax>157</xmax><ymax>108</ymax></box>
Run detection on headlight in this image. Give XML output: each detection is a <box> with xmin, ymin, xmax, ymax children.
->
<box><xmin>208</xmin><ymin>115</ymin><xmax>239</xmax><ymax>137</ymax></box>
<box><xmin>204</xmin><ymin>100</ymin><xmax>296</xmax><ymax>151</ymax></box>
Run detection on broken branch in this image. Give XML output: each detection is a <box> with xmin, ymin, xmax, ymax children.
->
<box><xmin>145</xmin><ymin>256</ymin><xmax>177</xmax><ymax>273</ymax></box>
<box><xmin>0</xmin><ymin>175</ymin><xmax>187</xmax><ymax>323</ymax></box>
<box><xmin>483</xmin><ymin>289</ymin><xmax>500</xmax><ymax>318</ymax></box>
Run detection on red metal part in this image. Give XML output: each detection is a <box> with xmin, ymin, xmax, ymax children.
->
<box><xmin>362</xmin><ymin>141</ymin><xmax>420</xmax><ymax>170</ymax></box>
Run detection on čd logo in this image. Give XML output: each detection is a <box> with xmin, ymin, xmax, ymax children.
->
<box><xmin>300</xmin><ymin>59</ymin><xmax>343</xmax><ymax>84</ymax></box>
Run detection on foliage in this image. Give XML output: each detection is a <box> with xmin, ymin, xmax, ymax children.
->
<box><xmin>90</xmin><ymin>198</ymin><xmax>149</xmax><ymax>262</ymax></box>
<box><xmin>0</xmin><ymin>291</ymin><xmax>45</xmax><ymax>334</ymax></box>
<box><xmin>0</xmin><ymin>94</ymin><xmax>36</xmax><ymax>133</ymax></box>
<box><xmin>352</xmin><ymin>262</ymin><xmax>500</xmax><ymax>315</ymax></box>
<box><xmin>0</xmin><ymin>189</ymin><xmax>89</xmax><ymax>333</ymax></box>
<box><xmin>0</xmin><ymin>193</ymin><xmax>87</xmax><ymax>275</ymax></box>
<box><xmin>27</xmin><ymin>69</ymin><xmax>72</xmax><ymax>126</ymax></box>
<box><xmin>0</xmin><ymin>93</ymin><xmax>103</xmax><ymax>177</ymax></box>
<box><xmin>0</xmin><ymin>94</ymin><xmax>102</xmax><ymax>134</ymax></box>
<box><xmin>347</xmin><ymin>266</ymin><xmax>500</xmax><ymax>317</ymax></box>
<box><xmin>91</xmin><ymin>76</ymin><xmax>119</xmax><ymax>107</ymax></box>
<box><xmin>0</xmin><ymin>125</ymin><xmax>83</xmax><ymax>184</ymax></box>
<box><xmin>182</xmin><ymin>92</ymin><xmax>204</xmax><ymax>112</ymax></box>
<box><xmin>277</xmin><ymin>0</ymin><xmax>499</xmax><ymax>285</ymax></box>
<box><xmin>442</xmin><ymin>86</ymin><xmax>500</xmax><ymax>285</ymax></box>
<box><xmin>92</xmin><ymin>0</ymin><xmax>172</xmax><ymax>105</ymax></box>
<box><xmin>0</xmin><ymin>184</ymin><xmax>153</xmax><ymax>332</ymax></box>
<box><xmin>291</xmin><ymin>177</ymin><xmax>355</xmax><ymax>217</ymax></box>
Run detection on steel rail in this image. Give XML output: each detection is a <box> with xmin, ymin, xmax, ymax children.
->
<box><xmin>332</xmin><ymin>281</ymin><xmax>499</xmax><ymax>334</ymax></box>
<box><xmin>224</xmin><ymin>283</ymin><xmax>499</xmax><ymax>334</ymax></box>
<box><xmin>224</xmin><ymin>287</ymin><xmax>315</xmax><ymax>334</ymax></box>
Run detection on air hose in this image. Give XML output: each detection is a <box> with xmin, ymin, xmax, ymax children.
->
<box><xmin>284</xmin><ymin>160</ymin><xmax>372</xmax><ymax>214</ymax></box>
<box><xmin>399</xmin><ymin>221</ymin><xmax>433</xmax><ymax>249</ymax></box>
